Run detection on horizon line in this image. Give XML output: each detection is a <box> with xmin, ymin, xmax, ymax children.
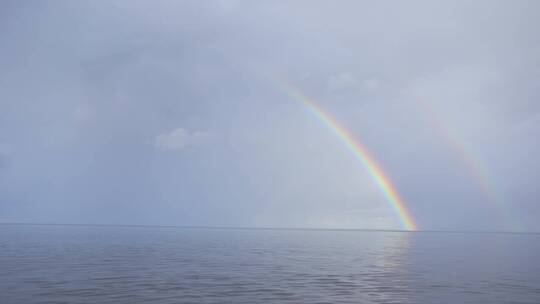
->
<box><xmin>1</xmin><ymin>222</ymin><xmax>538</xmax><ymax>235</ymax></box>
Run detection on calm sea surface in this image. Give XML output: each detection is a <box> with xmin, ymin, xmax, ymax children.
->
<box><xmin>1</xmin><ymin>225</ymin><xmax>539</xmax><ymax>303</ymax></box>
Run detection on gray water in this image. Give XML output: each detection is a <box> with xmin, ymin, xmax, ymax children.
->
<box><xmin>1</xmin><ymin>225</ymin><xmax>539</xmax><ymax>304</ymax></box>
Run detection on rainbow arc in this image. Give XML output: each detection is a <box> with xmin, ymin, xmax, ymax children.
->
<box><xmin>281</xmin><ymin>83</ymin><xmax>418</xmax><ymax>231</ymax></box>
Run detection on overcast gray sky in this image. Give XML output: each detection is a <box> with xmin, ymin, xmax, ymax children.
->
<box><xmin>1</xmin><ymin>0</ymin><xmax>539</xmax><ymax>231</ymax></box>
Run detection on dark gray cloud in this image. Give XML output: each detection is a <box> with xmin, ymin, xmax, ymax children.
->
<box><xmin>1</xmin><ymin>0</ymin><xmax>539</xmax><ymax>231</ymax></box>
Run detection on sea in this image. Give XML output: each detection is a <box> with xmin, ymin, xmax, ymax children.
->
<box><xmin>1</xmin><ymin>224</ymin><xmax>539</xmax><ymax>303</ymax></box>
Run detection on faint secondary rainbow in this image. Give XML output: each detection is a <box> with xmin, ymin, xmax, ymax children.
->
<box><xmin>414</xmin><ymin>96</ymin><xmax>515</xmax><ymax>230</ymax></box>
<box><xmin>280</xmin><ymin>82</ymin><xmax>418</xmax><ymax>231</ymax></box>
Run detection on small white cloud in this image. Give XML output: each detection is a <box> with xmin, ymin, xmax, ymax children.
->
<box><xmin>327</xmin><ymin>73</ymin><xmax>359</xmax><ymax>93</ymax></box>
<box><xmin>155</xmin><ymin>128</ymin><xmax>210</xmax><ymax>151</ymax></box>
<box><xmin>363</xmin><ymin>77</ymin><xmax>380</xmax><ymax>90</ymax></box>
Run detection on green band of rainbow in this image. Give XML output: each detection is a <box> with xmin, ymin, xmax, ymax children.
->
<box><xmin>282</xmin><ymin>83</ymin><xmax>418</xmax><ymax>231</ymax></box>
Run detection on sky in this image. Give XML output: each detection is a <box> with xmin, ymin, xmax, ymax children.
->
<box><xmin>1</xmin><ymin>0</ymin><xmax>539</xmax><ymax>231</ymax></box>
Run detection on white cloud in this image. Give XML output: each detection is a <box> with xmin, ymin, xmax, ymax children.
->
<box><xmin>327</xmin><ymin>74</ymin><xmax>381</xmax><ymax>94</ymax></box>
<box><xmin>327</xmin><ymin>73</ymin><xmax>358</xmax><ymax>93</ymax></box>
<box><xmin>155</xmin><ymin>128</ymin><xmax>210</xmax><ymax>151</ymax></box>
<box><xmin>363</xmin><ymin>77</ymin><xmax>380</xmax><ymax>90</ymax></box>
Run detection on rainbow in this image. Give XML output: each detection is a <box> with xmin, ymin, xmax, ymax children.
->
<box><xmin>414</xmin><ymin>96</ymin><xmax>515</xmax><ymax>230</ymax></box>
<box><xmin>281</xmin><ymin>83</ymin><xmax>418</xmax><ymax>231</ymax></box>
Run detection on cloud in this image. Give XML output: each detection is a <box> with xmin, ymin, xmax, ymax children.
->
<box><xmin>327</xmin><ymin>74</ymin><xmax>382</xmax><ymax>95</ymax></box>
<box><xmin>155</xmin><ymin>128</ymin><xmax>210</xmax><ymax>151</ymax></box>
<box><xmin>327</xmin><ymin>73</ymin><xmax>359</xmax><ymax>93</ymax></box>
<box><xmin>363</xmin><ymin>78</ymin><xmax>380</xmax><ymax>90</ymax></box>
